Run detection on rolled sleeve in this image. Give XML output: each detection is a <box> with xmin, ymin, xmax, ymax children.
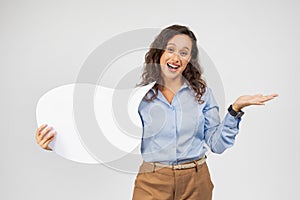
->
<box><xmin>203</xmin><ymin>88</ymin><xmax>241</xmax><ymax>154</ymax></box>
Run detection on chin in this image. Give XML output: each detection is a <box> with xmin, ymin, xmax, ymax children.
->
<box><xmin>162</xmin><ymin>71</ymin><xmax>182</xmax><ymax>81</ymax></box>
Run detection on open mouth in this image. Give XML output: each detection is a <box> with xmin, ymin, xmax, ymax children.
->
<box><xmin>167</xmin><ymin>63</ymin><xmax>180</xmax><ymax>70</ymax></box>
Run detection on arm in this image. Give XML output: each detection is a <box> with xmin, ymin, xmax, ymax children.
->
<box><xmin>203</xmin><ymin>88</ymin><xmax>278</xmax><ymax>154</ymax></box>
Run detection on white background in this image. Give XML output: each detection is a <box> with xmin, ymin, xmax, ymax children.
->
<box><xmin>1</xmin><ymin>0</ymin><xmax>299</xmax><ymax>199</ymax></box>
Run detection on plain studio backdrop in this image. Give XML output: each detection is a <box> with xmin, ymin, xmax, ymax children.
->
<box><xmin>1</xmin><ymin>0</ymin><xmax>299</xmax><ymax>199</ymax></box>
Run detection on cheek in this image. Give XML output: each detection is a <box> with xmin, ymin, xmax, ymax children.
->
<box><xmin>159</xmin><ymin>56</ymin><xmax>164</xmax><ymax>66</ymax></box>
<box><xmin>159</xmin><ymin>56</ymin><xmax>164</xmax><ymax>65</ymax></box>
<box><xmin>180</xmin><ymin>59</ymin><xmax>190</xmax><ymax>72</ymax></box>
<box><xmin>160</xmin><ymin>52</ymin><xmax>171</xmax><ymax>64</ymax></box>
<box><xmin>182</xmin><ymin>59</ymin><xmax>190</xmax><ymax>67</ymax></box>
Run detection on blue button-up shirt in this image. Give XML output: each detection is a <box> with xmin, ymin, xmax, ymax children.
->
<box><xmin>138</xmin><ymin>83</ymin><xmax>241</xmax><ymax>165</ymax></box>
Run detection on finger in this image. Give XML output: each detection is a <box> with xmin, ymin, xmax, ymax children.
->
<box><xmin>36</xmin><ymin>125</ymin><xmax>51</xmax><ymax>142</ymax></box>
<box><xmin>39</xmin><ymin>126</ymin><xmax>53</xmax><ymax>141</ymax></box>
<box><xmin>254</xmin><ymin>94</ymin><xmax>263</xmax><ymax>97</ymax></box>
<box><xmin>41</xmin><ymin>135</ymin><xmax>55</xmax><ymax>150</ymax></box>
<box><xmin>251</xmin><ymin>102</ymin><xmax>265</xmax><ymax>106</ymax></box>
<box><xmin>36</xmin><ymin>124</ymin><xmax>48</xmax><ymax>136</ymax></box>
<box><xmin>41</xmin><ymin>130</ymin><xmax>55</xmax><ymax>143</ymax></box>
<box><xmin>39</xmin><ymin>130</ymin><xmax>56</xmax><ymax>148</ymax></box>
<box><xmin>268</xmin><ymin>93</ymin><xmax>279</xmax><ymax>97</ymax></box>
<box><xmin>261</xmin><ymin>94</ymin><xmax>278</xmax><ymax>100</ymax></box>
<box><xmin>43</xmin><ymin>139</ymin><xmax>54</xmax><ymax>151</ymax></box>
<box><xmin>38</xmin><ymin>129</ymin><xmax>54</xmax><ymax>146</ymax></box>
<box><xmin>259</xmin><ymin>95</ymin><xmax>276</xmax><ymax>103</ymax></box>
<box><xmin>36</xmin><ymin>126</ymin><xmax>47</xmax><ymax>143</ymax></box>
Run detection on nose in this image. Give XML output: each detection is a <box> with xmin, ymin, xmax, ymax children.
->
<box><xmin>171</xmin><ymin>52</ymin><xmax>180</xmax><ymax>63</ymax></box>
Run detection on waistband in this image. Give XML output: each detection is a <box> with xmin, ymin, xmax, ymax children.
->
<box><xmin>149</xmin><ymin>156</ymin><xmax>207</xmax><ymax>170</ymax></box>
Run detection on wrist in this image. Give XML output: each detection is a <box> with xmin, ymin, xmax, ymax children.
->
<box><xmin>232</xmin><ymin>103</ymin><xmax>241</xmax><ymax>112</ymax></box>
<box><xmin>228</xmin><ymin>104</ymin><xmax>244</xmax><ymax>118</ymax></box>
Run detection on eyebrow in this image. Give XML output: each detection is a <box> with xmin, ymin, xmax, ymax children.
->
<box><xmin>167</xmin><ymin>43</ymin><xmax>190</xmax><ymax>51</ymax></box>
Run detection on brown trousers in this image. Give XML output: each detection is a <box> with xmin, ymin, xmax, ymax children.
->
<box><xmin>132</xmin><ymin>161</ymin><xmax>214</xmax><ymax>200</ymax></box>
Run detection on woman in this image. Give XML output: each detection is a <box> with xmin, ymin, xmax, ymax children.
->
<box><xmin>36</xmin><ymin>25</ymin><xmax>278</xmax><ymax>200</ymax></box>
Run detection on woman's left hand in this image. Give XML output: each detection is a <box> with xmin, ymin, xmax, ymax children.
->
<box><xmin>232</xmin><ymin>93</ymin><xmax>279</xmax><ymax>111</ymax></box>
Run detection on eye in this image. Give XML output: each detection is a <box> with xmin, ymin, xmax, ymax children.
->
<box><xmin>166</xmin><ymin>47</ymin><xmax>175</xmax><ymax>53</ymax></box>
<box><xmin>180</xmin><ymin>51</ymin><xmax>189</xmax><ymax>57</ymax></box>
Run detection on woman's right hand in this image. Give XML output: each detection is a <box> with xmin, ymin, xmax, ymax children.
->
<box><xmin>35</xmin><ymin>124</ymin><xmax>56</xmax><ymax>151</ymax></box>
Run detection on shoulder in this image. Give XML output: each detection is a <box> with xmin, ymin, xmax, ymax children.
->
<box><xmin>133</xmin><ymin>81</ymin><xmax>156</xmax><ymax>102</ymax></box>
<box><xmin>135</xmin><ymin>81</ymin><xmax>156</xmax><ymax>91</ymax></box>
<box><xmin>202</xmin><ymin>86</ymin><xmax>213</xmax><ymax>100</ymax></box>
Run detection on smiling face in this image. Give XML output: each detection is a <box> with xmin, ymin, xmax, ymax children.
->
<box><xmin>159</xmin><ymin>34</ymin><xmax>192</xmax><ymax>82</ymax></box>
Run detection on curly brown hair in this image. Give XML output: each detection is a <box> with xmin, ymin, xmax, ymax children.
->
<box><xmin>138</xmin><ymin>24</ymin><xmax>207</xmax><ymax>104</ymax></box>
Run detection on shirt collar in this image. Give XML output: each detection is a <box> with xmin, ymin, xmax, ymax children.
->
<box><xmin>150</xmin><ymin>81</ymin><xmax>189</xmax><ymax>92</ymax></box>
<box><xmin>154</xmin><ymin>81</ymin><xmax>190</xmax><ymax>102</ymax></box>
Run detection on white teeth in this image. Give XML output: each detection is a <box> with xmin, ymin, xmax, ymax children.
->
<box><xmin>167</xmin><ymin>63</ymin><xmax>179</xmax><ymax>69</ymax></box>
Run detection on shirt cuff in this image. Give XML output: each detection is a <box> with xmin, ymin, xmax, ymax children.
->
<box><xmin>225</xmin><ymin>112</ymin><xmax>242</xmax><ymax>129</ymax></box>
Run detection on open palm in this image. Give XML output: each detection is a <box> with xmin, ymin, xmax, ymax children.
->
<box><xmin>233</xmin><ymin>93</ymin><xmax>279</xmax><ymax>111</ymax></box>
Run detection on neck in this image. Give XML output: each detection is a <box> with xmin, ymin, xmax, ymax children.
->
<box><xmin>161</xmin><ymin>77</ymin><xmax>184</xmax><ymax>93</ymax></box>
